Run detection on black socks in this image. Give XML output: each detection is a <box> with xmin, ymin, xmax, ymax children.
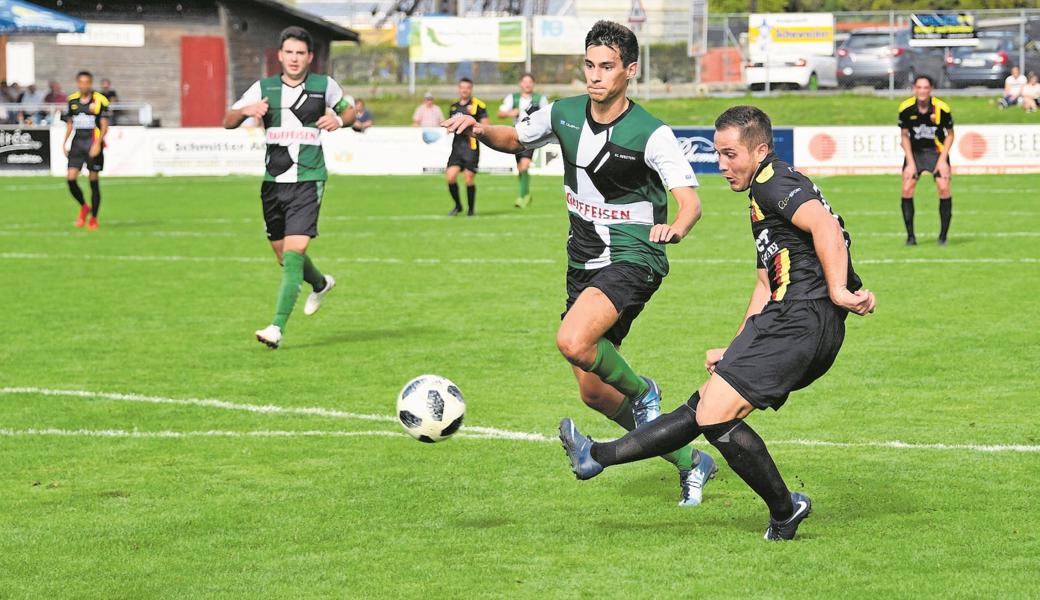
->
<box><xmin>939</xmin><ymin>197</ymin><xmax>952</xmax><ymax>242</ymax></box>
<box><xmin>466</xmin><ymin>185</ymin><xmax>476</xmax><ymax>214</ymax></box>
<box><xmin>591</xmin><ymin>392</ymin><xmax>702</xmax><ymax>467</ymax></box>
<box><xmin>702</xmin><ymin>419</ymin><xmax>793</xmax><ymax>521</ymax></box>
<box><xmin>901</xmin><ymin>197</ymin><xmax>915</xmax><ymax>239</ymax></box>
<box><xmin>448</xmin><ymin>182</ymin><xmax>461</xmax><ymax>210</ymax></box>
<box><xmin>68</xmin><ymin>180</ymin><xmax>86</xmax><ymax>206</ymax></box>
<box><xmin>89</xmin><ymin>180</ymin><xmax>101</xmax><ymax>217</ymax></box>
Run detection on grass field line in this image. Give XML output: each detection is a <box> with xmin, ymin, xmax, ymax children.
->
<box><xmin>1</xmin><ymin>251</ymin><xmax>1036</xmax><ymax>267</ymax></box>
<box><xmin>3</xmin><ymin>387</ymin><xmax>1039</xmax><ymax>453</ymax></box>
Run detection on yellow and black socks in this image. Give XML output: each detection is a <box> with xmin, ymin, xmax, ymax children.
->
<box><xmin>587</xmin><ymin>338</ymin><xmax>649</xmax><ymax>400</ymax></box>
<box><xmin>702</xmin><ymin>419</ymin><xmax>793</xmax><ymax>520</ymax></box>
<box><xmin>302</xmin><ymin>254</ymin><xmax>326</xmax><ymax>292</ymax></box>
<box><xmin>939</xmin><ymin>197</ymin><xmax>952</xmax><ymax>242</ymax></box>
<box><xmin>273</xmin><ymin>251</ymin><xmax>305</xmax><ymax>329</ymax></box>
<box><xmin>68</xmin><ymin>180</ymin><xmax>86</xmax><ymax>206</ymax></box>
<box><xmin>901</xmin><ymin>197</ymin><xmax>915</xmax><ymax>239</ymax></box>
<box><xmin>89</xmin><ymin>180</ymin><xmax>101</xmax><ymax>217</ymax></box>
<box><xmin>448</xmin><ymin>183</ymin><xmax>461</xmax><ymax>211</ymax></box>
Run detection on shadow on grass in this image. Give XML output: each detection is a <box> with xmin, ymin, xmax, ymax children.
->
<box><xmin>283</xmin><ymin>326</ymin><xmax>444</xmax><ymax>350</ymax></box>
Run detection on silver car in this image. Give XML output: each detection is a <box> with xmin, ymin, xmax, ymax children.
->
<box><xmin>945</xmin><ymin>32</ymin><xmax>1040</xmax><ymax>88</ymax></box>
<box><xmin>837</xmin><ymin>28</ymin><xmax>947</xmax><ymax>88</ymax></box>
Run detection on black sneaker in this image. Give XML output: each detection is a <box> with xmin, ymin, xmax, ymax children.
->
<box><xmin>905</xmin><ymin>235</ymin><xmax>917</xmax><ymax>246</ymax></box>
<box><xmin>764</xmin><ymin>492</ymin><xmax>812</xmax><ymax>541</ymax></box>
<box><xmin>448</xmin><ymin>206</ymin><xmax>462</xmax><ymax>217</ymax></box>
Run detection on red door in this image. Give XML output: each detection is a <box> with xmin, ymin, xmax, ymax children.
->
<box><xmin>180</xmin><ymin>36</ymin><xmax>227</xmax><ymax>127</ymax></box>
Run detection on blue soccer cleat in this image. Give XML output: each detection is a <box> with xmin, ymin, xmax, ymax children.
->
<box><xmin>764</xmin><ymin>492</ymin><xmax>813</xmax><ymax>541</ymax></box>
<box><xmin>630</xmin><ymin>376</ymin><xmax>662</xmax><ymax>426</ymax></box>
<box><xmin>678</xmin><ymin>450</ymin><xmax>718</xmax><ymax>507</ymax></box>
<box><xmin>558</xmin><ymin>418</ymin><xmax>604</xmax><ymax>480</ymax></box>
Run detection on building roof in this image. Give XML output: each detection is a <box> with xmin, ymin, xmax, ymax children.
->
<box><xmin>243</xmin><ymin>0</ymin><xmax>359</xmax><ymax>42</ymax></box>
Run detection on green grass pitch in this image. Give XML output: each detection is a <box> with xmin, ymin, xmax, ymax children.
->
<box><xmin>1</xmin><ymin>173</ymin><xmax>1037</xmax><ymax>597</ymax></box>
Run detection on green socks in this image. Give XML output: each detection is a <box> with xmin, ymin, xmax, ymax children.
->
<box><xmin>607</xmin><ymin>398</ymin><xmax>696</xmax><ymax>471</ymax></box>
<box><xmin>588</xmin><ymin>338</ymin><xmax>649</xmax><ymax>399</ymax></box>
<box><xmin>518</xmin><ymin>170</ymin><xmax>530</xmax><ymax>198</ymax></box>
<box><xmin>273</xmin><ymin>251</ymin><xmax>305</xmax><ymax>329</ymax></box>
<box><xmin>302</xmin><ymin>254</ymin><xmax>325</xmax><ymax>292</ymax></box>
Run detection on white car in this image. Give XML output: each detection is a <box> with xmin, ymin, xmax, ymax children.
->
<box><xmin>745</xmin><ymin>55</ymin><xmax>838</xmax><ymax>90</ymax></box>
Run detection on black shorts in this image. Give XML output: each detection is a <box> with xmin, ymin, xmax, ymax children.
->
<box><xmin>905</xmin><ymin>150</ymin><xmax>949</xmax><ymax>179</ymax></box>
<box><xmin>562</xmin><ymin>262</ymin><xmax>662</xmax><ymax>346</ymax></box>
<box><xmin>714</xmin><ymin>298</ymin><xmax>847</xmax><ymax>411</ymax></box>
<box><xmin>515</xmin><ymin>148</ymin><xmax>535</xmax><ymax>163</ymax></box>
<box><xmin>68</xmin><ymin>141</ymin><xmax>104</xmax><ymax>172</ymax></box>
<box><xmin>260</xmin><ymin>181</ymin><xmax>325</xmax><ymax>241</ymax></box>
<box><xmin>447</xmin><ymin>146</ymin><xmax>479</xmax><ymax>172</ymax></box>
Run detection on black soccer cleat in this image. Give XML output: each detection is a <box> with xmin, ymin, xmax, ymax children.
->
<box><xmin>448</xmin><ymin>206</ymin><xmax>462</xmax><ymax>217</ymax></box>
<box><xmin>905</xmin><ymin>235</ymin><xmax>917</xmax><ymax>246</ymax></box>
<box><xmin>938</xmin><ymin>237</ymin><xmax>948</xmax><ymax>247</ymax></box>
<box><xmin>764</xmin><ymin>492</ymin><xmax>812</xmax><ymax>541</ymax></box>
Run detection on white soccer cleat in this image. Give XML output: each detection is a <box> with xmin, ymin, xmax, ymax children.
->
<box><xmin>304</xmin><ymin>275</ymin><xmax>336</xmax><ymax>316</ymax></box>
<box><xmin>255</xmin><ymin>324</ymin><xmax>282</xmax><ymax>349</ymax></box>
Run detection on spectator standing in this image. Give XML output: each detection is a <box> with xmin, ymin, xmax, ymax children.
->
<box><xmin>412</xmin><ymin>92</ymin><xmax>443</xmax><ymax>127</ymax></box>
<box><xmin>352</xmin><ymin>98</ymin><xmax>373</xmax><ymax>132</ymax></box>
<box><xmin>1000</xmin><ymin>66</ymin><xmax>1027</xmax><ymax>108</ymax></box>
<box><xmin>100</xmin><ymin>78</ymin><xmax>120</xmax><ymax>124</ymax></box>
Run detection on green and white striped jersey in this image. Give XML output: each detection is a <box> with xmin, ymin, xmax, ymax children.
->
<box><xmin>516</xmin><ymin>95</ymin><xmax>697</xmax><ymax>276</ymax></box>
<box><xmin>499</xmin><ymin>92</ymin><xmax>548</xmax><ymax>125</ymax></box>
<box><xmin>233</xmin><ymin>73</ymin><xmax>354</xmax><ymax>183</ymax></box>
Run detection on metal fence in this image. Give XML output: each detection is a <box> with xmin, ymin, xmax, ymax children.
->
<box><xmin>331</xmin><ymin>8</ymin><xmax>1040</xmax><ymax>99</ymax></box>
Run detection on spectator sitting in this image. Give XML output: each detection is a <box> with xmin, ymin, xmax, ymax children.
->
<box><xmin>19</xmin><ymin>83</ymin><xmax>48</xmax><ymax>124</ymax></box>
<box><xmin>1000</xmin><ymin>66</ymin><xmax>1027</xmax><ymax>108</ymax></box>
<box><xmin>352</xmin><ymin>98</ymin><xmax>373</xmax><ymax>132</ymax></box>
<box><xmin>1022</xmin><ymin>73</ymin><xmax>1040</xmax><ymax>114</ymax></box>
<box><xmin>0</xmin><ymin>81</ymin><xmax>10</xmax><ymax>123</ymax></box>
<box><xmin>100</xmin><ymin>78</ymin><xmax>119</xmax><ymax>125</ymax></box>
<box><xmin>412</xmin><ymin>92</ymin><xmax>444</xmax><ymax>127</ymax></box>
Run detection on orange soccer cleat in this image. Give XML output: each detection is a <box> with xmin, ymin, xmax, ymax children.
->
<box><xmin>87</xmin><ymin>216</ymin><xmax>99</xmax><ymax>231</ymax></box>
<box><xmin>75</xmin><ymin>204</ymin><xmax>90</xmax><ymax>228</ymax></box>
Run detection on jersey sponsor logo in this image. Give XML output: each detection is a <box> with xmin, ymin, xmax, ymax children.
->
<box><xmin>675</xmin><ymin>135</ymin><xmax>719</xmax><ymax>164</ymax></box>
<box><xmin>72</xmin><ymin>113</ymin><xmax>97</xmax><ymax>129</ymax></box>
<box><xmin>913</xmin><ymin>124</ymin><xmax>937</xmax><ymax>140</ymax></box>
<box><xmin>564</xmin><ymin>188</ymin><xmax>653</xmax><ymax>225</ymax></box>
<box><xmin>265</xmin><ymin>127</ymin><xmax>321</xmax><ymax>146</ymax></box>
<box><xmin>755</xmin><ymin>228</ymin><xmax>780</xmax><ymax>261</ymax></box>
<box><xmin>558</xmin><ymin>119</ymin><xmax>580</xmax><ymax>130</ymax></box>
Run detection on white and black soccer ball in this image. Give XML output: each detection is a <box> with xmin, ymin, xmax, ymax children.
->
<box><xmin>396</xmin><ymin>375</ymin><xmax>465</xmax><ymax>443</ymax></box>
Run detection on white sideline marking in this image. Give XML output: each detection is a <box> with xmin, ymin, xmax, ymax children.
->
<box><xmin>0</xmin><ymin>252</ymin><xmax>1035</xmax><ymax>267</ymax></box>
<box><xmin>0</xmin><ymin>387</ymin><xmax>547</xmax><ymax>442</ymax></box>
<box><xmin>2</xmin><ymin>387</ymin><xmax>1039</xmax><ymax>452</ymax></box>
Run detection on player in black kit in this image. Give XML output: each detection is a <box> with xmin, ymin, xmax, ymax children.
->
<box><xmin>445</xmin><ymin>78</ymin><xmax>488</xmax><ymax>216</ymax></box>
<box><xmin>898</xmin><ymin>75</ymin><xmax>954</xmax><ymax>246</ymax></box>
<box><xmin>63</xmin><ymin>71</ymin><xmax>110</xmax><ymax>230</ymax></box>
<box><xmin>559</xmin><ymin>106</ymin><xmax>876</xmax><ymax>541</ymax></box>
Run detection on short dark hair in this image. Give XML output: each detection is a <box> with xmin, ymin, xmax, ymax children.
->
<box><xmin>458</xmin><ymin>77</ymin><xmax>473</xmax><ymax>85</ymax></box>
<box><xmin>280</xmin><ymin>26</ymin><xmax>313</xmax><ymax>52</ymax></box>
<box><xmin>714</xmin><ymin>105</ymin><xmax>774</xmax><ymax>151</ymax></box>
<box><xmin>520</xmin><ymin>72</ymin><xmax>535</xmax><ymax>82</ymax></box>
<box><xmin>585</xmin><ymin>20</ymin><xmax>639</xmax><ymax>67</ymax></box>
<box><xmin>76</xmin><ymin>70</ymin><xmax>93</xmax><ymax>80</ymax></box>
<box><xmin>914</xmin><ymin>74</ymin><xmax>934</xmax><ymax>87</ymax></box>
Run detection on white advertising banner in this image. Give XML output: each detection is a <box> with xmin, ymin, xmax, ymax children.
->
<box><xmin>748</xmin><ymin>13</ymin><xmax>834</xmax><ymax>61</ymax></box>
<box><xmin>323</xmin><ymin>127</ymin><xmax>518</xmax><ymax>175</ymax></box>
<box><xmin>56</xmin><ymin>23</ymin><xmax>146</xmax><ymax>47</ymax></box>
<box><xmin>409</xmin><ymin>17</ymin><xmax>526</xmax><ymax>63</ymax></box>
<box><xmin>794</xmin><ymin>125</ymin><xmax>1040</xmax><ymax>175</ymax></box>
<box><xmin>532</xmin><ymin>16</ymin><xmax>596</xmax><ymax>56</ymax></box>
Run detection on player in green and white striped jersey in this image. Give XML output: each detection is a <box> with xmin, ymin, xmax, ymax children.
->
<box><xmin>444</xmin><ymin>21</ymin><xmax>717</xmax><ymax>507</ymax></box>
<box><xmin>223</xmin><ymin>27</ymin><xmax>356</xmax><ymax>349</ymax></box>
<box><xmin>497</xmin><ymin>73</ymin><xmax>548</xmax><ymax>208</ymax></box>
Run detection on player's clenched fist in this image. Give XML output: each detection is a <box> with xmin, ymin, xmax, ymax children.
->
<box><xmin>242</xmin><ymin>97</ymin><xmax>269</xmax><ymax>120</ymax></box>
<box><xmin>704</xmin><ymin>348</ymin><xmax>726</xmax><ymax>374</ymax></box>
<box><xmin>831</xmin><ymin>288</ymin><xmax>876</xmax><ymax>316</ymax></box>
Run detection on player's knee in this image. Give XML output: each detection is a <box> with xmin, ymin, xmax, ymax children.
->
<box><xmin>556</xmin><ymin>332</ymin><xmax>592</xmax><ymax>364</ymax></box>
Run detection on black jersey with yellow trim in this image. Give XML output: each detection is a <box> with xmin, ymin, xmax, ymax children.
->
<box><xmin>448</xmin><ymin>97</ymin><xmax>488</xmax><ymax>151</ymax></box>
<box><xmin>748</xmin><ymin>153</ymin><xmax>862</xmax><ymax>302</ymax></box>
<box><xmin>898</xmin><ymin>95</ymin><xmax>953</xmax><ymax>154</ymax></box>
<box><xmin>64</xmin><ymin>90</ymin><xmax>110</xmax><ymax>145</ymax></box>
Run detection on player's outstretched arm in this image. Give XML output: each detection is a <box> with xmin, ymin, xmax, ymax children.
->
<box><xmin>792</xmin><ymin>200</ymin><xmax>876</xmax><ymax>316</ymax></box>
<box><xmin>441</xmin><ymin>114</ymin><xmax>524</xmax><ymax>154</ymax></box>
<box><xmin>650</xmin><ymin>187</ymin><xmax>701</xmax><ymax>244</ymax></box>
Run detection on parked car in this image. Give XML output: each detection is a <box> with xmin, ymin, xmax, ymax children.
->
<box><xmin>837</xmin><ymin>28</ymin><xmax>947</xmax><ymax>88</ymax></box>
<box><xmin>745</xmin><ymin>55</ymin><xmax>839</xmax><ymax>91</ymax></box>
<box><xmin>945</xmin><ymin>31</ymin><xmax>1040</xmax><ymax>88</ymax></box>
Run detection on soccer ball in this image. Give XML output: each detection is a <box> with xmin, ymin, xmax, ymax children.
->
<box><xmin>396</xmin><ymin>375</ymin><xmax>465</xmax><ymax>443</ymax></box>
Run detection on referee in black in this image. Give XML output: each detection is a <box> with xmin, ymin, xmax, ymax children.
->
<box><xmin>559</xmin><ymin>105</ymin><xmax>876</xmax><ymax>541</ymax></box>
<box><xmin>444</xmin><ymin>78</ymin><xmax>488</xmax><ymax>217</ymax></box>
<box><xmin>898</xmin><ymin>75</ymin><xmax>954</xmax><ymax>246</ymax></box>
